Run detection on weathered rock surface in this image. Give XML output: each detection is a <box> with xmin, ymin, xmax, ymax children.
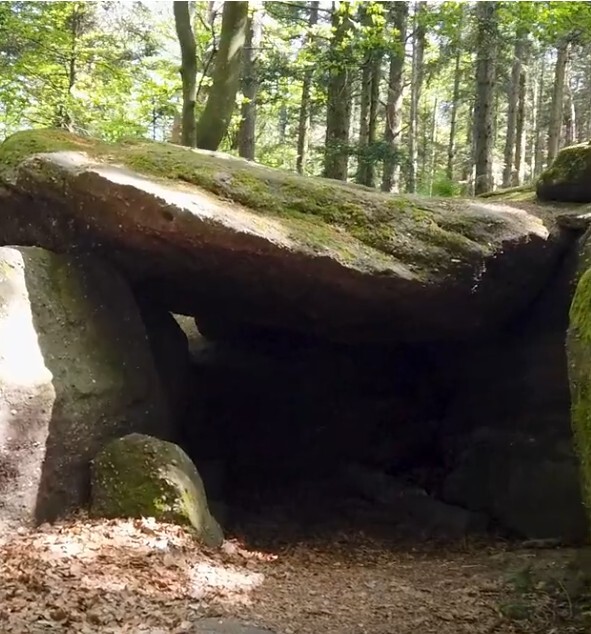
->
<box><xmin>0</xmin><ymin>246</ymin><xmax>170</xmax><ymax>527</ymax></box>
<box><xmin>0</xmin><ymin>129</ymin><xmax>573</xmax><ymax>342</ymax></box>
<box><xmin>443</xmin><ymin>253</ymin><xmax>588</xmax><ymax>540</ymax></box>
<box><xmin>91</xmin><ymin>433</ymin><xmax>223</xmax><ymax>547</ymax></box>
<box><xmin>538</xmin><ymin>142</ymin><xmax>591</xmax><ymax>202</ymax></box>
<box><xmin>342</xmin><ymin>463</ymin><xmax>487</xmax><ymax>538</ymax></box>
<box><xmin>567</xmin><ymin>266</ymin><xmax>591</xmax><ymax>531</ymax></box>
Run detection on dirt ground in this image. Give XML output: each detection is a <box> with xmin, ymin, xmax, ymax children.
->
<box><xmin>0</xmin><ymin>511</ymin><xmax>589</xmax><ymax>634</ymax></box>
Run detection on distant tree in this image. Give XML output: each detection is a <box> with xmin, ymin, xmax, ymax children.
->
<box><xmin>473</xmin><ymin>1</ymin><xmax>499</xmax><ymax>195</ymax></box>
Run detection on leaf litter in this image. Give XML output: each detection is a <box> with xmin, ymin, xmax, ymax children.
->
<box><xmin>0</xmin><ymin>514</ymin><xmax>588</xmax><ymax>633</ymax></box>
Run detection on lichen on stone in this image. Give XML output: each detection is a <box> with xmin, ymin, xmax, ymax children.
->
<box><xmin>91</xmin><ymin>433</ymin><xmax>223</xmax><ymax>547</ymax></box>
<box><xmin>568</xmin><ymin>266</ymin><xmax>591</xmax><ymax>527</ymax></box>
<box><xmin>537</xmin><ymin>143</ymin><xmax>591</xmax><ymax>202</ymax></box>
<box><xmin>0</xmin><ymin>128</ymin><xmax>547</xmax><ymax>282</ymax></box>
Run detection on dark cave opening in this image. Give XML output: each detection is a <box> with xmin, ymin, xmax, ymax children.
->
<box><xmin>139</xmin><ymin>246</ymin><xmax>588</xmax><ymax>545</ymax></box>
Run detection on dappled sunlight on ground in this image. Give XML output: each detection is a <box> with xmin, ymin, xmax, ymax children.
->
<box><xmin>0</xmin><ymin>515</ymin><xmax>588</xmax><ymax>633</ymax></box>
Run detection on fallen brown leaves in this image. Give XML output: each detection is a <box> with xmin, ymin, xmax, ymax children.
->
<box><xmin>0</xmin><ymin>515</ymin><xmax>271</xmax><ymax>633</ymax></box>
<box><xmin>0</xmin><ymin>515</ymin><xmax>587</xmax><ymax>634</ymax></box>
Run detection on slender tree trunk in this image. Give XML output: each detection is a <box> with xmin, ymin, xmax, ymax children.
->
<box><xmin>547</xmin><ymin>39</ymin><xmax>569</xmax><ymax>164</ymax></box>
<box><xmin>429</xmin><ymin>97</ymin><xmax>438</xmax><ymax>195</ymax></box>
<box><xmin>503</xmin><ymin>31</ymin><xmax>527</xmax><ymax>187</ymax></box>
<box><xmin>473</xmin><ymin>1</ymin><xmax>498</xmax><ymax>195</ymax></box>
<box><xmin>462</xmin><ymin>102</ymin><xmax>475</xmax><ymax>194</ymax></box>
<box><xmin>513</xmin><ymin>51</ymin><xmax>527</xmax><ymax>186</ymax></box>
<box><xmin>174</xmin><ymin>1</ymin><xmax>198</xmax><ymax>147</ymax></box>
<box><xmin>296</xmin><ymin>1</ymin><xmax>319</xmax><ymax>175</ymax></box>
<box><xmin>324</xmin><ymin>3</ymin><xmax>354</xmax><ymax>181</ymax></box>
<box><xmin>356</xmin><ymin>5</ymin><xmax>383</xmax><ymax>188</ymax></box>
<box><xmin>564</xmin><ymin>57</ymin><xmax>576</xmax><ymax>146</ymax></box>
<box><xmin>407</xmin><ymin>1</ymin><xmax>426</xmax><ymax>193</ymax></box>
<box><xmin>238</xmin><ymin>9</ymin><xmax>262</xmax><ymax>160</ymax></box>
<box><xmin>446</xmin><ymin>27</ymin><xmax>462</xmax><ymax>182</ymax></box>
<box><xmin>195</xmin><ymin>1</ymin><xmax>249</xmax><ymax>151</ymax></box>
<box><xmin>533</xmin><ymin>55</ymin><xmax>546</xmax><ymax>176</ymax></box>
<box><xmin>381</xmin><ymin>1</ymin><xmax>408</xmax><ymax>192</ymax></box>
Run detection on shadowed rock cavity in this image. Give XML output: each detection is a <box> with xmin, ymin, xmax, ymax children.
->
<box><xmin>141</xmin><ymin>247</ymin><xmax>587</xmax><ymax>543</ymax></box>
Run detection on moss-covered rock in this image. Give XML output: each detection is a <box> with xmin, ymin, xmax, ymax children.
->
<box><xmin>91</xmin><ymin>433</ymin><xmax>223</xmax><ymax>547</ymax></box>
<box><xmin>567</xmin><ymin>267</ymin><xmax>591</xmax><ymax>528</ymax></box>
<box><xmin>0</xmin><ymin>246</ymin><xmax>170</xmax><ymax>528</ymax></box>
<box><xmin>537</xmin><ymin>143</ymin><xmax>591</xmax><ymax>203</ymax></box>
<box><xmin>0</xmin><ymin>128</ymin><xmax>575</xmax><ymax>342</ymax></box>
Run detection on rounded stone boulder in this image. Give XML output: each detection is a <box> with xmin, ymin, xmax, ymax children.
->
<box><xmin>91</xmin><ymin>433</ymin><xmax>223</xmax><ymax>547</ymax></box>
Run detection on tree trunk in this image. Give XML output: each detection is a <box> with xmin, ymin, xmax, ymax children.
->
<box><xmin>446</xmin><ymin>22</ymin><xmax>462</xmax><ymax>182</ymax></box>
<box><xmin>462</xmin><ymin>102</ymin><xmax>475</xmax><ymax>194</ymax></box>
<box><xmin>564</xmin><ymin>57</ymin><xmax>576</xmax><ymax>147</ymax></box>
<box><xmin>381</xmin><ymin>1</ymin><xmax>408</xmax><ymax>192</ymax></box>
<box><xmin>407</xmin><ymin>1</ymin><xmax>426</xmax><ymax>193</ymax></box>
<box><xmin>512</xmin><ymin>50</ymin><xmax>527</xmax><ymax>186</ymax></box>
<box><xmin>324</xmin><ymin>3</ymin><xmax>354</xmax><ymax>181</ymax></box>
<box><xmin>429</xmin><ymin>97</ymin><xmax>438</xmax><ymax>195</ymax></box>
<box><xmin>502</xmin><ymin>30</ymin><xmax>527</xmax><ymax>187</ymax></box>
<box><xmin>547</xmin><ymin>39</ymin><xmax>569</xmax><ymax>164</ymax></box>
<box><xmin>533</xmin><ymin>55</ymin><xmax>546</xmax><ymax>176</ymax></box>
<box><xmin>238</xmin><ymin>8</ymin><xmax>262</xmax><ymax>160</ymax></box>
<box><xmin>173</xmin><ymin>1</ymin><xmax>198</xmax><ymax>147</ymax></box>
<box><xmin>296</xmin><ymin>1</ymin><xmax>319</xmax><ymax>175</ymax></box>
<box><xmin>473</xmin><ymin>1</ymin><xmax>498</xmax><ymax>195</ymax></box>
<box><xmin>195</xmin><ymin>1</ymin><xmax>249</xmax><ymax>151</ymax></box>
<box><xmin>356</xmin><ymin>5</ymin><xmax>383</xmax><ymax>188</ymax></box>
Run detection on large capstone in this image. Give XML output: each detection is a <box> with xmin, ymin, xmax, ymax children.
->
<box><xmin>0</xmin><ymin>129</ymin><xmax>573</xmax><ymax>343</ymax></box>
<box><xmin>0</xmin><ymin>246</ymin><xmax>170</xmax><ymax>528</ymax></box>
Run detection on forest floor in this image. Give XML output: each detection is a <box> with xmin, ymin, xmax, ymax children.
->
<box><xmin>0</xmin><ymin>509</ymin><xmax>590</xmax><ymax>634</ymax></box>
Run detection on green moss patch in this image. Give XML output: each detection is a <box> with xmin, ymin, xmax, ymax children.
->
<box><xmin>537</xmin><ymin>144</ymin><xmax>591</xmax><ymax>203</ymax></box>
<box><xmin>91</xmin><ymin>433</ymin><xmax>223</xmax><ymax>547</ymax></box>
<box><xmin>568</xmin><ymin>267</ymin><xmax>591</xmax><ymax>528</ymax></box>
<box><xmin>0</xmin><ymin>128</ymin><xmax>551</xmax><ymax>279</ymax></box>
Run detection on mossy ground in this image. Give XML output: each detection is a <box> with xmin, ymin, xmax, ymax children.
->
<box><xmin>478</xmin><ymin>184</ymin><xmax>537</xmax><ymax>202</ymax></box>
<box><xmin>0</xmin><ymin>128</ymin><xmax>540</xmax><ymax>278</ymax></box>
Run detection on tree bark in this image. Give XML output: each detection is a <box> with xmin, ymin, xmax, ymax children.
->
<box><xmin>502</xmin><ymin>30</ymin><xmax>527</xmax><ymax>187</ymax></box>
<box><xmin>473</xmin><ymin>1</ymin><xmax>498</xmax><ymax>195</ymax></box>
<box><xmin>547</xmin><ymin>39</ymin><xmax>569</xmax><ymax>164</ymax></box>
<box><xmin>564</xmin><ymin>57</ymin><xmax>576</xmax><ymax>147</ymax></box>
<box><xmin>324</xmin><ymin>3</ymin><xmax>354</xmax><ymax>181</ymax></box>
<box><xmin>446</xmin><ymin>17</ymin><xmax>463</xmax><ymax>182</ymax></box>
<box><xmin>381</xmin><ymin>1</ymin><xmax>408</xmax><ymax>192</ymax></box>
<box><xmin>512</xmin><ymin>51</ymin><xmax>527</xmax><ymax>186</ymax></box>
<box><xmin>533</xmin><ymin>54</ymin><xmax>546</xmax><ymax>177</ymax></box>
<box><xmin>173</xmin><ymin>1</ymin><xmax>198</xmax><ymax>147</ymax></box>
<box><xmin>296</xmin><ymin>1</ymin><xmax>319</xmax><ymax>175</ymax></box>
<box><xmin>356</xmin><ymin>5</ymin><xmax>383</xmax><ymax>188</ymax></box>
<box><xmin>238</xmin><ymin>8</ymin><xmax>262</xmax><ymax>160</ymax></box>
<box><xmin>195</xmin><ymin>1</ymin><xmax>249</xmax><ymax>151</ymax></box>
<box><xmin>462</xmin><ymin>101</ymin><xmax>474</xmax><ymax>194</ymax></box>
<box><xmin>407</xmin><ymin>1</ymin><xmax>426</xmax><ymax>193</ymax></box>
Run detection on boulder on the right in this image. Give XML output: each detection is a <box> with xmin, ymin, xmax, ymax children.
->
<box><xmin>537</xmin><ymin>143</ymin><xmax>591</xmax><ymax>202</ymax></box>
<box><xmin>567</xmin><ymin>266</ymin><xmax>591</xmax><ymax>530</ymax></box>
